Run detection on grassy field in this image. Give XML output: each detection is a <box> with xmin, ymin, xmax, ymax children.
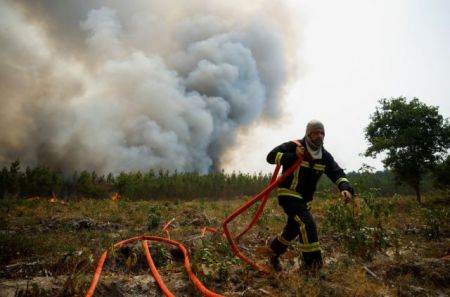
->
<box><xmin>0</xmin><ymin>192</ymin><xmax>449</xmax><ymax>297</ymax></box>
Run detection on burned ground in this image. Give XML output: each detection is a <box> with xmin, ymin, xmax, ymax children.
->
<box><xmin>0</xmin><ymin>194</ymin><xmax>449</xmax><ymax>296</ymax></box>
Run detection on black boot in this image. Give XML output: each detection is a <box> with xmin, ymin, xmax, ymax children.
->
<box><xmin>302</xmin><ymin>251</ymin><xmax>323</xmax><ymax>271</ymax></box>
<box><xmin>270</xmin><ymin>255</ymin><xmax>282</xmax><ymax>272</ymax></box>
<box><xmin>270</xmin><ymin>237</ymin><xmax>288</xmax><ymax>255</ymax></box>
<box><xmin>269</xmin><ymin>237</ymin><xmax>287</xmax><ymax>272</ymax></box>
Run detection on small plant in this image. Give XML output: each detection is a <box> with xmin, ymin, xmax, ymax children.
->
<box><xmin>14</xmin><ymin>283</ymin><xmax>47</xmax><ymax>297</ymax></box>
<box><xmin>421</xmin><ymin>207</ymin><xmax>448</xmax><ymax>241</ymax></box>
<box><xmin>190</xmin><ymin>239</ymin><xmax>238</xmax><ymax>284</ymax></box>
<box><xmin>149</xmin><ymin>243</ymin><xmax>170</xmax><ymax>267</ymax></box>
<box><xmin>199</xmin><ymin>198</ymin><xmax>206</xmax><ymax>211</ymax></box>
<box><xmin>61</xmin><ymin>273</ymin><xmax>90</xmax><ymax>297</ymax></box>
<box><xmin>192</xmin><ymin>241</ymin><xmax>215</xmax><ymax>266</ymax></box>
<box><xmin>147</xmin><ymin>205</ymin><xmax>162</xmax><ymax>230</ymax></box>
<box><xmin>125</xmin><ymin>252</ymin><xmax>138</xmax><ymax>275</ymax></box>
<box><xmin>322</xmin><ymin>191</ymin><xmax>393</xmax><ymax>260</ymax></box>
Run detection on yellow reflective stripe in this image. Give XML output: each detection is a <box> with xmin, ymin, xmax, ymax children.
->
<box><xmin>294</xmin><ymin>215</ymin><xmax>309</xmax><ymax>244</ymax></box>
<box><xmin>277</xmin><ymin>188</ymin><xmax>302</xmax><ymax>199</ymax></box>
<box><xmin>313</xmin><ymin>164</ymin><xmax>325</xmax><ymax>171</ymax></box>
<box><xmin>277</xmin><ymin>234</ymin><xmax>290</xmax><ymax>246</ymax></box>
<box><xmin>335</xmin><ymin>177</ymin><xmax>349</xmax><ymax>185</ymax></box>
<box><xmin>299</xmin><ymin>242</ymin><xmax>321</xmax><ymax>252</ymax></box>
<box><xmin>300</xmin><ymin>161</ymin><xmax>310</xmax><ymax>168</ymax></box>
<box><xmin>299</xmin><ymin>242</ymin><xmax>320</xmax><ymax>248</ymax></box>
<box><xmin>300</xmin><ymin>246</ymin><xmax>321</xmax><ymax>253</ymax></box>
<box><xmin>290</xmin><ymin>166</ymin><xmax>300</xmax><ymax>190</ymax></box>
<box><xmin>275</xmin><ymin>152</ymin><xmax>283</xmax><ymax>165</ymax></box>
<box><xmin>307</xmin><ymin>201</ymin><xmax>312</xmax><ymax>210</ymax></box>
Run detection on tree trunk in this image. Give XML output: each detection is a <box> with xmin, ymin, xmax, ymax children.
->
<box><xmin>414</xmin><ymin>183</ymin><xmax>421</xmax><ymax>204</ymax></box>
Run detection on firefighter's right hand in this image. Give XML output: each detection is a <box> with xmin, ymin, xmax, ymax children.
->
<box><xmin>296</xmin><ymin>146</ymin><xmax>305</xmax><ymax>158</ymax></box>
<box><xmin>341</xmin><ymin>190</ymin><xmax>352</xmax><ymax>204</ymax></box>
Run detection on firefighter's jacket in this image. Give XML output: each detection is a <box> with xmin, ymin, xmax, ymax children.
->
<box><xmin>266</xmin><ymin>138</ymin><xmax>353</xmax><ymax>202</ymax></box>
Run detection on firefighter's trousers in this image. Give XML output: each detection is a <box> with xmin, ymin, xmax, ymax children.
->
<box><xmin>270</xmin><ymin>196</ymin><xmax>322</xmax><ymax>268</ymax></box>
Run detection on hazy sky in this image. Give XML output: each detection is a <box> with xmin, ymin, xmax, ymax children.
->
<box><xmin>223</xmin><ymin>0</ymin><xmax>450</xmax><ymax>174</ymax></box>
<box><xmin>1</xmin><ymin>0</ymin><xmax>449</xmax><ymax>175</ymax></box>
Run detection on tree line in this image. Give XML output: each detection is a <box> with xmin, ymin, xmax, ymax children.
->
<box><xmin>0</xmin><ymin>98</ymin><xmax>448</xmax><ymax>202</ymax></box>
<box><xmin>0</xmin><ymin>160</ymin><xmax>271</xmax><ymax>200</ymax></box>
<box><xmin>0</xmin><ymin>158</ymin><xmax>447</xmax><ymax>200</ymax></box>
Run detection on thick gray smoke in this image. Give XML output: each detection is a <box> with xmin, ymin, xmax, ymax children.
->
<box><xmin>0</xmin><ymin>0</ymin><xmax>297</xmax><ymax>174</ymax></box>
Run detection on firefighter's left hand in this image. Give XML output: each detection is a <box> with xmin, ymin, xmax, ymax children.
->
<box><xmin>341</xmin><ymin>190</ymin><xmax>352</xmax><ymax>204</ymax></box>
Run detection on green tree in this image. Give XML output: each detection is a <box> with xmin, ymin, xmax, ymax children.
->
<box><xmin>0</xmin><ymin>167</ymin><xmax>8</xmax><ymax>199</ymax></box>
<box><xmin>365</xmin><ymin>97</ymin><xmax>450</xmax><ymax>203</ymax></box>
<box><xmin>8</xmin><ymin>160</ymin><xmax>22</xmax><ymax>197</ymax></box>
<box><xmin>432</xmin><ymin>155</ymin><xmax>450</xmax><ymax>190</ymax></box>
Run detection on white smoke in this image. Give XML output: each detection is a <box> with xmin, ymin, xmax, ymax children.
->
<box><xmin>0</xmin><ymin>0</ymin><xmax>297</xmax><ymax>174</ymax></box>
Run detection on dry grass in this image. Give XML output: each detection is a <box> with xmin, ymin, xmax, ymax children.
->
<box><xmin>0</xmin><ymin>194</ymin><xmax>449</xmax><ymax>296</ymax></box>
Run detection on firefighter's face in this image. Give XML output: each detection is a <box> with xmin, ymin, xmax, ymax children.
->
<box><xmin>309</xmin><ymin>128</ymin><xmax>325</xmax><ymax>146</ymax></box>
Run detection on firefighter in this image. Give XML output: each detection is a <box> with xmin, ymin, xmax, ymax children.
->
<box><xmin>267</xmin><ymin>119</ymin><xmax>354</xmax><ymax>271</ymax></box>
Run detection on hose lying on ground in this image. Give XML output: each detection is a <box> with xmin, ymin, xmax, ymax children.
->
<box><xmin>85</xmin><ymin>153</ymin><xmax>303</xmax><ymax>296</ymax></box>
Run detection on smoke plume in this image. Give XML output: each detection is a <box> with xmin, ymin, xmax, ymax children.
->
<box><xmin>0</xmin><ymin>0</ymin><xmax>297</xmax><ymax>174</ymax></box>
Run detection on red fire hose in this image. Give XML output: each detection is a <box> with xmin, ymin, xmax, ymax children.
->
<box><xmin>234</xmin><ymin>164</ymin><xmax>281</xmax><ymax>241</ymax></box>
<box><xmin>222</xmin><ymin>155</ymin><xmax>303</xmax><ymax>273</ymax></box>
<box><xmin>142</xmin><ymin>240</ymin><xmax>175</xmax><ymax>297</ymax></box>
<box><xmin>86</xmin><ymin>147</ymin><xmax>304</xmax><ymax>296</ymax></box>
<box><xmin>85</xmin><ymin>235</ymin><xmax>224</xmax><ymax>297</ymax></box>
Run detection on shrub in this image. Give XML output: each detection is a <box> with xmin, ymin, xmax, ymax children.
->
<box><xmin>322</xmin><ymin>191</ymin><xmax>393</xmax><ymax>260</ymax></box>
<box><xmin>147</xmin><ymin>206</ymin><xmax>162</xmax><ymax>230</ymax></box>
<box><xmin>421</xmin><ymin>207</ymin><xmax>448</xmax><ymax>241</ymax></box>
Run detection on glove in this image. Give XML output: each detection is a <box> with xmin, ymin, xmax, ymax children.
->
<box><xmin>341</xmin><ymin>190</ymin><xmax>352</xmax><ymax>204</ymax></box>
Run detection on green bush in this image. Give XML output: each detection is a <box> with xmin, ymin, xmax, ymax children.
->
<box><xmin>147</xmin><ymin>206</ymin><xmax>162</xmax><ymax>230</ymax></box>
<box><xmin>322</xmin><ymin>192</ymin><xmax>393</xmax><ymax>260</ymax></box>
<box><xmin>421</xmin><ymin>207</ymin><xmax>448</xmax><ymax>241</ymax></box>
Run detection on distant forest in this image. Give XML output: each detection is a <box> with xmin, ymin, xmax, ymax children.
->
<box><xmin>0</xmin><ymin>160</ymin><xmax>442</xmax><ymax>200</ymax></box>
